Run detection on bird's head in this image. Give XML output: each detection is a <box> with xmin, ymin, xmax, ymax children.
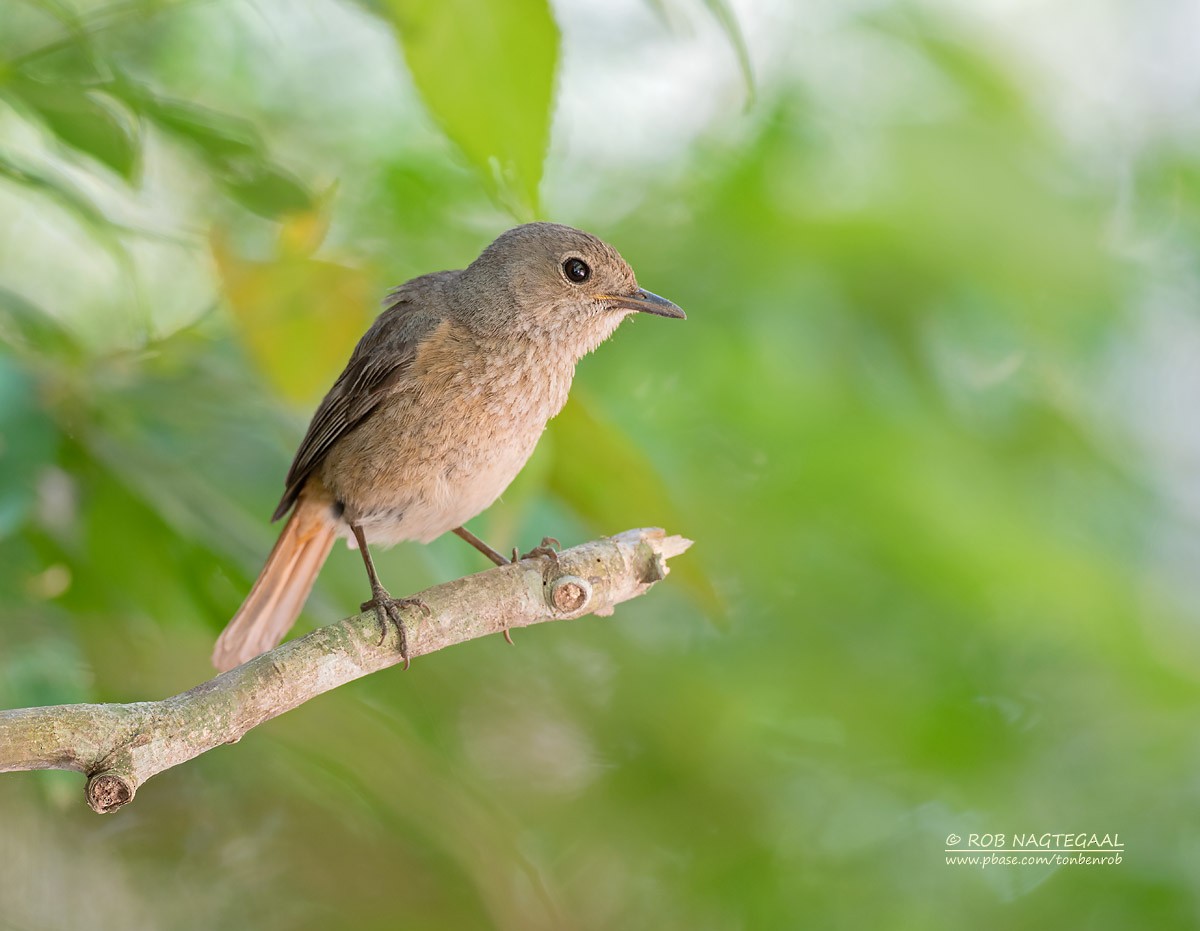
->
<box><xmin>458</xmin><ymin>222</ymin><xmax>685</xmax><ymax>356</ymax></box>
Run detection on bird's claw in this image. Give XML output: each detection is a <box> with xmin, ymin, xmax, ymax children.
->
<box><xmin>501</xmin><ymin>537</ymin><xmax>559</xmax><ymax>647</ymax></box>
<box><xmin>361</xmin><ymin>594</ymin><xmax>430</xmax><ymax>670</ymax></box>
<box><xmin>515</xmin><ymin>536</ymin><xmax>561</xmax><ymax>563</ymax></box>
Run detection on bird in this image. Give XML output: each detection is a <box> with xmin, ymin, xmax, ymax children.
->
<box><xmin>211</xmin><ymin>222</ymin><xmax>685</xmax><ymax>671</ymax></box>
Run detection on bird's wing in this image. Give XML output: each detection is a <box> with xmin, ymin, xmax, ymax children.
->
<box><xmin>272</xmin><ymin>283</ymin><xmax>446</xmax><ymax>521</ymax></box>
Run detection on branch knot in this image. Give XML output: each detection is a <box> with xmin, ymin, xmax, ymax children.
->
<box><xmin>547</xmin><ymin>574</ymin><xmax>592</xmax><ymax>614</ymax></box>
<box><xmin>87</xmin><ymin>772</ymin><xmax>135</xmax><ymax>813</ymax></box>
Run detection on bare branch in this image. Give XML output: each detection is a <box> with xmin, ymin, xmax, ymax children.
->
<box><xmin>0</xmin><ymin>528</ymin><xmax>692</xmax><ymax>813</ymax></box>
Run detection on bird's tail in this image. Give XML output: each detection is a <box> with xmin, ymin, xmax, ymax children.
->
<box><xmin>212</xmin><ymin>495</ymin><xmax>337</xmax><ymax>672</ymax></box>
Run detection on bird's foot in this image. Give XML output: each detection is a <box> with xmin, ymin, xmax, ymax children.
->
<box><xmin>361</xmin><ymin>591</ymin><xmax>431</xmax><ymax>670</ymax></box>
<box><xmin>498</xmin><ymin>538</ymin><xmax>560</xmax><ymax>646</ymax></box>
<box><xmin>512</xmin><ymin>536</ymin><xmax>561</xmax><ymax>564</ymax></box>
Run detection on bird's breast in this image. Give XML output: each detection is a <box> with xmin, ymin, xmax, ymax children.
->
<box><xmin>322</xmin><ymin>333</ymin><xmax>575</xmax><ymax>545</ymax></box>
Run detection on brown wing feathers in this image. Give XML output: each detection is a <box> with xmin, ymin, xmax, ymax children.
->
<box><xmin>272</xmin><ymin>296</ymin><xmax>440</xmax><ymax>521</ymax></box>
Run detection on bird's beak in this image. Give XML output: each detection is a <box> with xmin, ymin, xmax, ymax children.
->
<box><xmin>601</xmin><ymin>288</ymin><xmax>686</xmax><ymax>319</ymax></box>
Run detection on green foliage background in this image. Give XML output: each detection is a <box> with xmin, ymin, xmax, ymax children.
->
<box><xmin>1</xmin><ymin>0</ymin><xmax>1198</xmax><ymax>927</ymax></box>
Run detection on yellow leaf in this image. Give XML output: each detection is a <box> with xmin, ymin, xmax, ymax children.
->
<box><xmin>212</xmin><ymin>225</ymin><xmax>374</xmax><ymax>402</ymax></box>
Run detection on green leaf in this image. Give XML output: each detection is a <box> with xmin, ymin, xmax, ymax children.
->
<box><xmin>7</xmin><ymin>77</ymin><xmax>139</xmax><ymax>179</ymax></box>
<box><xmin>116</xmin><ymin>82</ymin><xmax>315</xmax><ymax>219</ymax></box>
<box><xmin>0</xmin><ymin>286</ymin><xmax>81</xmax><ymax>363</ymax></box>
<box><xmin>123</xmin><ymin>88</ymin><xmax>260</xmax><ymax>161</ymax></box>
<box><xmin>378</xmin><ymin>0</ymin><xmax>559</xmax><ymax>219</ymax></box>
<box><xmin>220</xmin><ymin>163</ymin><xmax>314</xmax><ymax>219</ymax></box>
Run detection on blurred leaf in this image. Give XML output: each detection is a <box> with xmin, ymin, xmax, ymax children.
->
<box><xmin>211</xmin><ymin>224</ymin><xmax>374</xmax><ymax>401</ymax></box>
<box><xmin>700</xmin><ymin>0</ymin><xmax>755</xmax><ymax>106</ymax></box>
<box><xmin>277</xmin><ymin>204</ymin><xmax>333</xmax><ymax>257</ymax></box>
<box><xmin>7</xmin><ymin>29</ymin><xmax>106</xmax><ymax>86</ymax></box>
<box><xmin>0</xmin><ymin>150</ymin><xmax>128</xmax><ymax>263</ymax></box>
<box><xmin>116</xmin><ymin>80</ymin><xmax>314</xmax><ymax>219</ymax></box>
<box><xmin>374</xmin><ymin>0</ymin><xmax>559</xmax><ymax>219</ymax></box>
<box><xmin>121</xmin><ymin>85</ymin><xmax>259</xmax><ymax>160</ymax></box>
<box><xmin>0</xmin><ymin>286</ymin><xmax>82</xmax><ymax>363</ymax></box>
<box><xmin>220</xmin><ymin>164</ymin><xmax>313</xmax><ymax>220</ymax></box>
<box><xmin>547</xmin><ymin>393</ymin><xmax>722</xmax><ymax>618</ymax></box>
<box><xmin>629</xmin><ymin>0</ymin><xmax>753</xmax><ymax>105</ymax></box>
<box><xmin>6</xmin><ymin>78</ymin><xmax>139</xmax><ymax>179</ymax></box>
<box><xmin>0</xmin><ymin>355</ymin><xmax>58</xmax><ymax>538</ymax></box>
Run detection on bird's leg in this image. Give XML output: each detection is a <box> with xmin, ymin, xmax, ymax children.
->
<box><xmin>451</xmin><ymin>527</ymin><xmax>559</xmax><ymax>646</ymax></box>
<box><xmin>452</xmin><ymin>525</ymin><xmax>518</xmax><ymax>644</ymax></box>
<box><xmin>352</xmin><ymin>523</ymin><xmax>429</xmax><ymax>670</ymax></box>
<box><xmin>452</xmin><ymin>526</ymin><xmax>559</xmax><ymax>566</ymax></box>
<box><xmin>452</xmin><ymin>525</ymin><xmax>509</xmax><ymax>567</ymax></box>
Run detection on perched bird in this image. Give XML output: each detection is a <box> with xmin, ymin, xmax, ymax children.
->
<box><xmin>212</xmin><ymin>222</ymin><xmax>684</xmax><ymax>671</ymax></box>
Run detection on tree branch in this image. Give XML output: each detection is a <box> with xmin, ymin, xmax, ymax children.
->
<box><xmin>0</xmin><ymin>528</ymin><xmax>691</xmax><ymax>813</ymax></box>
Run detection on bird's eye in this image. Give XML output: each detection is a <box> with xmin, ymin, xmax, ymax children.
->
<box><xmin>563</xmin><ymin>257</ymin><xmax>590</xmax><ymax>283</ymax></box>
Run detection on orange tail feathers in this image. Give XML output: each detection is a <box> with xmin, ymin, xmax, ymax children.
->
<box><xmin>212</xmin><ymin>495</ymin><xmax>337</xmax><ymax>671</ymax></box>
